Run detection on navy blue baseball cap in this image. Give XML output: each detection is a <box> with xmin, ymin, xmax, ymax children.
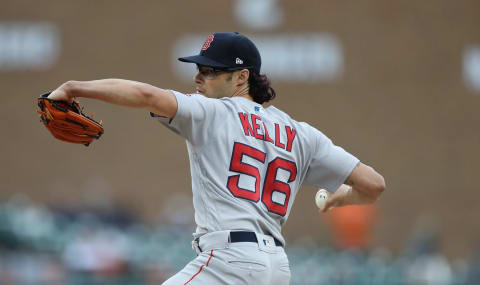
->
<box><xmin>178</xmin><ymin>32</ymin><xmax>261</xmax><ymax>74</ymax></box>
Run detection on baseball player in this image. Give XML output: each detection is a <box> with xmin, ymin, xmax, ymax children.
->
<box><xmin>47</xmin><ymin>32</ymin><xmax>385</xmax><ymax>284</ymax></box>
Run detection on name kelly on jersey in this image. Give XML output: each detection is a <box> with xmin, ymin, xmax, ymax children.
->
<box><xmin>238</xmin><ymin>112</ymin><xmax>296</xmax><ymax>152</ymax></box>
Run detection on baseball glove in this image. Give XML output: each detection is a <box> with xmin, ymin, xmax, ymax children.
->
<box><xmin>37</xmin><ymin>92</ymin><xmax>104</xmax><ymax>146</ymax></box>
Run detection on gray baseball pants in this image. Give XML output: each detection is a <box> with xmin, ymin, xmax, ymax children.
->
<box><xmin>162</xmin><ymin>230</ymin><xmax>291</xmax><ymax>285</ymax></box>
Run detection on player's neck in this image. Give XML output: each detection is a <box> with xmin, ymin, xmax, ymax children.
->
<box><xmin>231</xmin><ymin>84</ymin><xmax>252</xmax><ymax>101</ymax></box>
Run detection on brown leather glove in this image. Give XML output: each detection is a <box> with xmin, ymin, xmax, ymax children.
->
<box><xmin>37</xmin><ymin>92</ymin><xmax>104</xmax><ymax>146</ymax></box>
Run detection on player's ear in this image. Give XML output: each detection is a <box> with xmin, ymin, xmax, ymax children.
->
<box><xmin>235</xmin><ymin>69</ymin><xmax>250</xmax><ymax>86</ymax></box>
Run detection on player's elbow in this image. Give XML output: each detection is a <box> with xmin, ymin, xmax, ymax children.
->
<box><xmin>369</xmin><ymin>174</ymin><xmax>386</xmax><ymax>200</ymax></box>
<box><xmin>349</xmin><ymin>163</ymin><xmax>386</xmax><ymax>201</ymax></box>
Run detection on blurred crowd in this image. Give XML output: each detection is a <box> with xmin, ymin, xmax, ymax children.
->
<box><xmin>0</xmin><ymin>194</ymin><xmax>478</xmax><ymax>285</ymax></box>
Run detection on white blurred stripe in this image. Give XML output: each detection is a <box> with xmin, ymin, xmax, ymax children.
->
<box><xmin>0</xmin><ymin>22</ymin><xmax>60</xmax><ymax>71</ymax></box>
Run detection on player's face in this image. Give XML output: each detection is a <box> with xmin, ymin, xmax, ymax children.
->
<box><xmin>194</xmin><ymin>65</ymin><xmax>236</xmax><ymax>98</ymax></box>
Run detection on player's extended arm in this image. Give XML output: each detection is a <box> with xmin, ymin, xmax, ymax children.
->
<box><xmin>321</xmin><ymin>163</ymin><xmax>385</xmax><ymax>212</ymax></box>
<box><xmin>47</xmin><ymin>79</ymin><xmax>178</xmax><ymax>118</ymax></box>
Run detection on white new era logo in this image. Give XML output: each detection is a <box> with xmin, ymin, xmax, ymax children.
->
<box><xmin>236</xmin><ymin>58</ymin><xmax>243</xmax><ymax>64</ymax></box>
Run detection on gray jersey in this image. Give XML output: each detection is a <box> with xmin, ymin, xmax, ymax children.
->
<box><xmin>152</xmin><ymin>91</ymin><xmax>359</xmax><ymax>245</ymax></box>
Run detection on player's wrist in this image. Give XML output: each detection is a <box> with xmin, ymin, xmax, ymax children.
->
<box><xmin>57</xmin><ymin>81</ymin><xmax>78</xmax><ymax>100</ymax></box>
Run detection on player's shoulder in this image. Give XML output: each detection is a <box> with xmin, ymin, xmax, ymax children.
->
<box><xmin>266</xmin><ymin>105</ymin><xmax>330</xmax><ymax>146</ymax></box>
<box><xmin>264</xmin><ymin>105</ymin><xmax>292</xmax><ymax>121</ymax></box>
<box><xmin>172</xmin><ymin>90</ymin><xmax>227</xmax><ymax>108</ymax></box>
<box><xmin>265</xmin><ymin>105</ymin><xmax>316</xmax><ymax>130</ymax></box>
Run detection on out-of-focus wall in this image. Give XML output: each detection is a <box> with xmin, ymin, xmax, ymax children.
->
<box><xmin>1</xmin><ymin>0</ymin><xmax>479</xmax><ymax>258</ymax></box>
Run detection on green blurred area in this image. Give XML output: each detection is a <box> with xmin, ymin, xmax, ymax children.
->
<box><xmin>0</xmin><ymin>196</ymin><xmax>478</xmax><ymax>285</ymax></box>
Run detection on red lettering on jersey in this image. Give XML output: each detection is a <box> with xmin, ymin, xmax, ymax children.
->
<box><xmin>263</xmin><ymin>123</ymin><xmax>274</xmax><ymax>144</ymax></box>
<box><xmin>262</xmin><ymin>157</ymin><xmax>297</xmax><ymax>216</ymax></box>
<box><xmin>251</xmin><ymin>114</ymin><xmax>264</xmax><ymax>140</ymax></box>
<box><xmin>285</xmin><ymin>126</ymin><xmax>296</xmax><ymax>152</ymax></box>
<box><xmin>202</xmin><ymin>35</ymin><xmax>215</xmax><ymax>50</ymax></box>
<box><xmin>227</xmin><ymin>143</ymin><xmax>266</xmax><ymax>202</ymax></box>
<box><xmin>238</xmin><ymin>113</ymin><xmax>253</xmax><ymax>136</ymax></box>
<box><xmin>274</xmin><ymin>123</ymin><xmax>285</xmax><ymax>149</ymax></box>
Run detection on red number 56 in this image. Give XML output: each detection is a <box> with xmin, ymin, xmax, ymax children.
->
<box><xmin>227</xmin><ymin>142</ymin><xmax>297</xmax><ymax>216</ymax></box>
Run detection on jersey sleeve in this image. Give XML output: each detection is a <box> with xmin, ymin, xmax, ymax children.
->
<box><xmin>150</xmin><ymin>90</ymin><xmax>223</xmax><ymax>145</ymax></box>
<box><xmin>302</xmin><ymin>126</ymin><xmax>360</xmax><ymax>192</ymax></box>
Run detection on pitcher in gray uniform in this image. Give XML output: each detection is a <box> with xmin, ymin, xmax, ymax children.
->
<box><xmin>47</xmin><ymin>32</ymin><xmax>386</xmax><ymax>285</ymax></box>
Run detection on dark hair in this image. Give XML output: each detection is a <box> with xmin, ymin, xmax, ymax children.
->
<box><xmin>248</xmin><ymin>70</ymin><xmax>276</xmax><ymax>104</ymax></box>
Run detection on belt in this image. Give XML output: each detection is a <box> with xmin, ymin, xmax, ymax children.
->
<box><xmin>229</xmin><ymin>231</ymin><xmax>283</xmax><ymax>247</ymax></box>
<box><xmin>193</xmin><ymin>231</ymin><xmax>284</xmax><ymax>254</ymax></box>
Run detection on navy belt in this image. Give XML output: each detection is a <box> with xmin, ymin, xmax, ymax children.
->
<box><xmin>230</xmin><ymin>231</ymin><xmax>283</xmax><ymax>247</ymax></box>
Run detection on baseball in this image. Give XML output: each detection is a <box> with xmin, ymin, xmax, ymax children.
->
<box><xmin>315</xmin><ymin>189</ymin><xmax>329</xmax><ymax>210</ymax></box>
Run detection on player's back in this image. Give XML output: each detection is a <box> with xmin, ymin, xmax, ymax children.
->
<box><xmin>194</xmin><ymin>96</ymin><xmax>307</xmax><ymax>245</ymax></box>
<box><xmin>155</xmin><ymin>92</ymin><xmax>359</xmax><ymax>245</ymax></box>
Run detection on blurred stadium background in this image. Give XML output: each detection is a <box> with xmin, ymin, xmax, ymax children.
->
<box><xmin>1</xmin><ymin>0</ymin><xmax>480</xmax><ymax>284</ymax></box>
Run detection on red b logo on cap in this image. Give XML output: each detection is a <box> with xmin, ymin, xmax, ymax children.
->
<box><xmin>201</xmin><ymin>35</ymin><xmax>214</xmax><ymax>51</ymax></box>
